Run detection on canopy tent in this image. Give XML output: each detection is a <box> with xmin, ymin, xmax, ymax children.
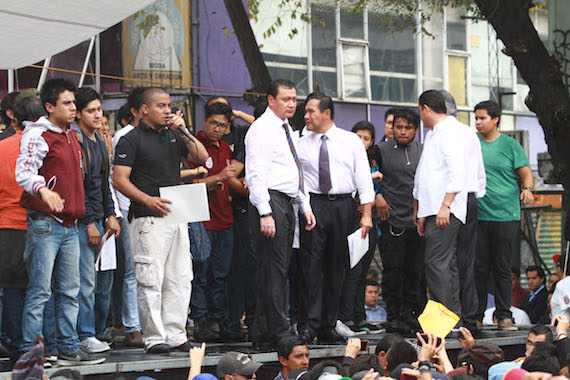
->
<box><xmin>0</xmin><ymin>0</ymin><xmax>156</xmax><ymax>70</ymax></box>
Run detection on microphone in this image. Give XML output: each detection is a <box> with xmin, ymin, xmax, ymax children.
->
<box><xmin>178</xmin><ymin>126</ymin><xmax>196</xmax><ymax>143</ymax></box>
<box><xmin>169</xmin><ymin>117</ymin><xmax>195</xmax><ymax>143</ymax></box>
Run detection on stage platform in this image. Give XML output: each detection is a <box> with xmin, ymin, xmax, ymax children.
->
<box><xmin>0</xmin><ymin>325</ymin><xmax>533</xmax><ymax>380</ymax></box>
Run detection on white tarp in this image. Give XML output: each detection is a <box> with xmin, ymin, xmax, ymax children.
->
<box><xmin>0</xmin><ymin>0</ymin><xmax>156</xmax><ymax>70</ymax></box>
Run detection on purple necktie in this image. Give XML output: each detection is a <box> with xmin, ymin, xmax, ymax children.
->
<box><xmin>319</xmin><ymin>135</ymin><xmax>332</xmax><ymax>193</ymax></box>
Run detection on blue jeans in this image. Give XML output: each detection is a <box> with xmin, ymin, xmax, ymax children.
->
<box><xmin>110</xmin><ymin>211</ymin><xmax>140</xmax><ymax>333</ymax></box>
<box><xmin>78</xmin><ymin>220</ymin><xmax>114</xmax><ymax>340</ymax></box>
<box><xmin>77</xmin><ymin>220</ymin><xmax>103</xmax><ymax>339</ymax></box>
<box><xmin>21</xmin><ymin>213</ymin><xmax>80</xmax><ymax>355</ymax></box>
<box><xmin>95</xmin><ymin>270</ymin><xmax>113</xmax><ymax>340</ymax></box>
<box><xmin>206</xmin><ymin>228</ymin><xmax>234</xmax><ymax>320</ymax></box>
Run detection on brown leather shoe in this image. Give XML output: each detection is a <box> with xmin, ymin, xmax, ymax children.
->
<box><xmin>498</xmin><ymin>318</ymin><xmax>518</xmax><ymax>331</ymax></box>
<box><xmin>125</xmin><ymin>330</ymin><xmax>144</xmax><ymax>347</ymax></box>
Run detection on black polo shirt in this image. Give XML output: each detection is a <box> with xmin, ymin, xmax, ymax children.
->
<box><xmin>114</xmin><ymin>121</ymin><xmax>189</xmax><ymax>218</ymax></box>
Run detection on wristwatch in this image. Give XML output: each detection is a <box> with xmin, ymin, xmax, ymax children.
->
<box><xmin>523</xmin><ymin>187</ymin><xmax>533</xmax><ymax>193</ymax></box>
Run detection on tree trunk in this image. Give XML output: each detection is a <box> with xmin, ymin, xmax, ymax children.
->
<box><xmin>476</xmin><ymin>0</ymin><xmax>570</xmax><ymax>189</ymax></box>
<box><xmin>223</xmin><ymin>0</ymin><xmax>272</xmax><ymax>94</ymax></box>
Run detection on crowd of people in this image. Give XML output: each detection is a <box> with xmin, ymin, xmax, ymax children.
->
<box><xmin>0</xmin><ymin>77</ymin><xmax>565</xmax><ymax>377</ymax></box>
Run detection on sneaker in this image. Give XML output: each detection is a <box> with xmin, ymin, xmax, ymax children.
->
<box><xmin>146</xmin><ymin>343</ymin><xmax>172</xmax><ymax>354</ymax></box>
<box><xmin>498</xmin><ymin>318</ymin><xmax>518</xmax><ymax>331</ymax></box>
<box><xmin>125</xmin><ymin>330</ymin><xmax>144</xmax><ymax>348</ymax></box>
<box><xmin>57</xmin><ymin>349</ymin><xmax>106</xmax><ymax>366</ymax></box>
<box><xmin>335</xmin><ymin>320</ymin><xmax>356</xmax><ymax>337</ymax></box>
<box><xmin>193</xmin><ymin>317</ymin><xmax>222</xmax><ymax>342</ymax></box>
<box><xmin>80</xmin><ymin>337</ymin><xmax>111</xmax><ymax>353</ymax></box>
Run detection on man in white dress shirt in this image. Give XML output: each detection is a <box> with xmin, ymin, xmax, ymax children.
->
<box><xmin>245</xmin><ymin>79</ymin><xmax>316</xmax><ymax>346</ymax></box>
<box><xmin>414</xmin><ymin>90</ymin><xmax>467</xmax><ymax>316</ymax></box>
<box><xmin>296</xmin><ymin>92</ymin><xmax>374</xmax><ymax>344</ymax></box>
<box><xmin>440</xmin><ymin>90</ymin><xmax>486</xmax><ymax>334</ymax></box>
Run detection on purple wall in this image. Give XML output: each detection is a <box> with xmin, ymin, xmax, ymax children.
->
<box><xmin>195</xmin><ymin>1</ymin><xmax>253</xmax><ymax>94</ymax></box>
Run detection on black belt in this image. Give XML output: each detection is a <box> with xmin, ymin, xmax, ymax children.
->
<box><xmin>310</xmin><ymin>192</ymin><xmax>352</xmax><ymax>201</ymax></box>
<box><xmin>268</xmin><ymin>189</ymin><xmax>294</xmax><ymax>203</ymax></box>
<box><xmin>28</xmin><ymin>212</ymin><xmax>52</xmax><ymax>221</ymax></box>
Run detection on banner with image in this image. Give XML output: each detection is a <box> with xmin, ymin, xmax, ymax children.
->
<box><xmin>122</xmin><ymin>0</ymin><xmax>191</xmax><ymax>88</ymax></box>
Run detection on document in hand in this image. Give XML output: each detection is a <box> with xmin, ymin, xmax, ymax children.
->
<box><xmin>418</xmin><ymin>300</ymin><xmax>460</xmax><ymax>338</ymax></box>
<box><xmin>347</xmin><ymin>228</ymin><xmax>369</xmax><ymax>269</ymax></box>
<box><xmin>159</xmin><ymin>183</ymin><xmax>211</xmax><ymax>224</ymax></box>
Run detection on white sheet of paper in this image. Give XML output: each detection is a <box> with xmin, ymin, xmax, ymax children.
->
<box><xmin>159</xmin><ymin>183</ymin><xmax>210</xmax><ymax>224</ymax></box>
<box><xmin>347</xmin><ymin>228</ymin><xmax>369</xmax><ymax>269</ymax></box>
<box><xmin>95</xmin><ymin>234</ymin><xmax>116</xmax><ymax>272</ymax></box>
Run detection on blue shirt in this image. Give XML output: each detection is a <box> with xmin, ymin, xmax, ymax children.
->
<box><xmin>365</xmin><ymin>304</ymin><xmax>387</xmax><ymax>321</ymax></box>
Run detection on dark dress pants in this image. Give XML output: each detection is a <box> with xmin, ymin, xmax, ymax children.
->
<box><xmin>424</xmin><ymin>215</ymin><xmax>462</xmax><ymax>316</ymax></box>
<box><xmin>299</xmin><ymin>195</ymin><xmax>354</xmax><ymax>335</ymax></box>
<box><xmin>456</xmin><ymin>193</ymin><xmax>479</xmax><ymax>326</ymax></box>
<box><xmin>339</xmin><ymin>213</ymin><xmax>377</xmax><ymax>325</ymax></box>
<box><xmin>248</xmin><ymin>191</ymin><xmax>295</xmax><ymax>343</ymax></box>
<box><xmin>475</xmin><ymin>220</ymin><xmax>519</xmax><ymax>321</ymax></box>
<box><xmin>380</xmin><ymin>222</ymin><xmax>425</xmax><ymax>321</ymax></box>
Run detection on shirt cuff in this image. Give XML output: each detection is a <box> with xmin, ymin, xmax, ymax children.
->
<box><xmin>359</xmin><ymin>191</ymin><xmax>375</xmax><ymax>205</ymax></box>
<box><xmin>256</xmin><ymin>202</ymin><xmax>272</xmax><ymax>216</ymax></box>
<box><xmin>300</xmin><ymin>199</ymin><xmax>312</xmax><ymax>213</ymax></box>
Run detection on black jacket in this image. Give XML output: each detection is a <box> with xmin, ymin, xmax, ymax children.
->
<box><xmin>521</xmin><ymin>285</ymin><xmax>549</xmax><ymax>324</ymax></box>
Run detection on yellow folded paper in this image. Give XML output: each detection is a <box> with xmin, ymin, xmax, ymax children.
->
<box><xmin>418</xmin><ymin>300</ymin><xmax>460</xmax><ymax>338</ymax></box>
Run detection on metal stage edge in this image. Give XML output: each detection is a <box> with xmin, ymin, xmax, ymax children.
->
<box><xmin>0</xmin><ymin>327</ymin><xmax>531</xmax><ymax>380</ymax></box>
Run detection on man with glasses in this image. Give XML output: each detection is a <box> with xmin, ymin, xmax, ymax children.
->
<box><xmin>193</xmin><ymin>101</ymin><xmax>240</xmax><ymax>342</ymax></box>
<box><xmin>217</xmin><ymin>351</ymin><xmax>262</xmax><ymax>380</ymax></box>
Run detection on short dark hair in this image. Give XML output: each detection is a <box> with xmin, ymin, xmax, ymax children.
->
<box><xmin>277</xmin><ymin>335</ymin><xmax>307</xmax><ymax>360</ymax></box>
<box><xmin>117</xmin><ymin>103</ymin><xmax>134</xmax><ymax>127</ymax></box>
<box><xmin>305</xmin><ymin>91</ymin><xmax>334</xmax><ymax>120</ymax></box>
<box><xmin>526</xmin><ymin>266</ymin><xmax>546</xmax><ymax>281</ymax></box>
<box><xmin>206</xmin><ymin>96</ymin><xmax>230</xmax><ymax>107</ymax></box>
<box><xmin>50</xmin><ymin>369</ymin><xmax>84</xmax><ymax>380</ymax></box>
<box><xmin>418</xmin><ymin>90</ymin><xmax>447</xmax><ymax>114</ymax></box>
<box><xmin>205</xmin><ymin>101</ymin><xmax>232</xmax><ymax>121</ymax></box>
<box><xmin>1</xmin><ymin>91</ymin><xmax>20</xmax><ymax>125</ymax></box>
<box><xmin>127</xmin><ymin>87</ymin><xmax>145</xmax><ymax>112</ymax></box>
<box><xmin>267</xmin><ymin>79</ymin><xmax>296</xmax><ymax>99</ymax></box>
<box><xmin>352</xmin><ymin>121</ymin><xmax>376</xmax><ymax>142</ymax></box>
<box><xmin>253</xmin><ymin>100</ymin><xmax>267</xmax><ymax>119</ymax></box>
<box><xmin>40</xmin><ymin>78</ymin><xmax>76</xmax><ymax>113</ymax></box>
<box><xmin>521</xmin><ymin>342</ymin><xmax>560</xmax><ymax>375</ymax></box>
<box><xmin>474</xmin><ymin>100</ymin><xmax>501</xmax><ymax>123</ymax></box>
<box><xmin>13</xmin><ymin>97</ymin><xmax>45</xmax><ymax>127</ymax></box>
<box><xmin>529</xmin><ymin>324</ymin><xmax>553</xmax><ymax>343</ymax></box>
<box><xmin>142</xmin><ymin>87</ymin><xmax>169</xmax><ymax>107</ymax></box>
<box><xmin>366</xmin><ymin>280</ymin><xmax>380</xmax><ymax>290</ymax></box>
<box><xmin>512</xmin><ymin>270</ymin><xmax>521</xmax><ymax>279</ymax></box>
<box><xmin>384</xmin><ymin>107</ymin><xmax>400</xmax><ymax>122</ymax></box>
<box><xmin>75</xmin><ymin>87</ymin><xmax>101</xmax><ymax>113</ymax></box>
<box><xmin>349</xmin><ymin>354</ymin><xmax>384</xmax><ymax>377</ymax></box>
<box><xmin>385</xmin><ymin>340</ymin><xmax>417</xmax><ymax>373</ymax></box>
<box><xmin>393</xmin><ymin>108</ymin><xmax>420</xmax><ymax>129</ymax></box>
<box><xmin>375</xmin><ymin>334</ymin><xmax>405</xmax><ymax>356</ymax></box>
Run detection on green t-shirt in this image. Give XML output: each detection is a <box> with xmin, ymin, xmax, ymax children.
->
<box><xmin>477</xmin><ymin>134</ymin><xmax>530</xmax><ymax>221</ymax></box>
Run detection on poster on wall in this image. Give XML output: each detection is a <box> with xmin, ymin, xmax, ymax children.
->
<box><xmin>122</xmin><ymin>0</ymin><xmax>191</xmax><ymax>88</ymax></box>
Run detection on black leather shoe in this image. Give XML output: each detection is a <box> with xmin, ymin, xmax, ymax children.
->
<box><xmin>299</xmin><ymin>329</ymin><xmax>315</xmax><ymax>344</ymax></box>
<box><xmin>317</xmin><ymin>328</ymin><xmax>346</xmax><ymax>344</ymax></box>
<box><xmin>146</xmin><ymin>343</ymin><xmax>171</xmax><ymax>354</ymax></box>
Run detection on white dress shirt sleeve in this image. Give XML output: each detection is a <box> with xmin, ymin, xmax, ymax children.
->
<box><xmin>352</xmin><ymin>135</ymin><xmax>375</xmax><ymax>204</ymax></box>
<box><xmin>245</xmin><ymin>123</ymin><xmax>273</xmax><ymax>216</ymax></box>
<box><xmin>475</xmin><ymin>137</ymin><xmax>487</xmax><ymax>198</ymax></box>
<box><xmin>441</xmin><ymin>128</ymin><xmax>465</xmax><ymax>194</ymax></box>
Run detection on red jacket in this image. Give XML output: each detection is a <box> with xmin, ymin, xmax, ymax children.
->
<box><xmin>16</xmin><ymin>117</ymin><xmax>86</xmax><ymax>227</ymax></box>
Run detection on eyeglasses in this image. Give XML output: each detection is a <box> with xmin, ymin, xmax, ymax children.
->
<box><xmin>207</xmin><ymin>120</ymin><xmax>228</xmax><ymax>130</ymax></box>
